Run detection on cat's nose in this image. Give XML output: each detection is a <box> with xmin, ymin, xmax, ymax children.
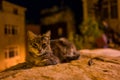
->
<box><xmin>38</xmin><ymin>50</ymin><xmax>41</xmax><ymax>53</ymax></box>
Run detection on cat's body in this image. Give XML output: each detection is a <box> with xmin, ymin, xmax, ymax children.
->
<box><xmin>27</xmin><ymin>31</ymin><xmax>80</xmax><ymax>66</ymax></box>
<box><xmin>50</xmin><ymin>38</ymin><xmax>80</xmax><ymax>63</ymax></box>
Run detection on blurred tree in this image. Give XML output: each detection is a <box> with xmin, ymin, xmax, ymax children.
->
<box><xmin>73</xmin><ymin>17</ymin><xmax>103</xmax><ymax>49</ymax></box>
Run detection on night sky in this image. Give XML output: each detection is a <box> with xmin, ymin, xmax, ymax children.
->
<box><xmin>6</xmin><ymin>0</ymin><xmax>83</xmax><ymax>25</ymax></box>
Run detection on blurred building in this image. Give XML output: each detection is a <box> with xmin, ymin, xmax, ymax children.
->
<box><xmin>82</xmin><ymin>0</ymin><xmax>120</xmax><ymax>46</ymax></box>
<box><xmin>82</xmin><ymin>0</ymin><xmax>120</xmax><ymax>33</ymax></box>
<box><xmin>100</xmin><ymin>0</ymin><xmax>120</xmax><ymax>33</ymax></box>
<box><xmin>82</xmin><ymin>0</ymin><xmax>98</xmax><ymax>20</ymax></box>
<box><xmin>0</xmin><ymin>0</ymin><xmax>26</xmax><ymax>71</ymax></box>
<box><xmin>40</xmin><ymin>6</ymin><xmax>75</xmax><ymax>40</ymax></box>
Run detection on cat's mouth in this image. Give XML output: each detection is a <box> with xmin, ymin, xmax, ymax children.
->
<box><xmin>37</xmin><ymin>50</ymin><xmax>46</xmax><ymax>56</ymax></box>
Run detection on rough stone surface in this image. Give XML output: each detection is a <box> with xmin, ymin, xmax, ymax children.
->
<box><xmin>0</xmin><ymin>48</ymin><xmax>120</xmax><ymax>80</ymax></box>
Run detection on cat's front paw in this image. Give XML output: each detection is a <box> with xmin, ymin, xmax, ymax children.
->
<box><xmin>39</xmin><ymin>58</ymin><xmax>59</xmax><ymax>66</ymax></box>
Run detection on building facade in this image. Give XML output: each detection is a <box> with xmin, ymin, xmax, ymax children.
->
<box><xmin>100</xmin><ymin>0</ymin><xmax>120</xmax><ymax>33</ymax></box>
<box><xmin>40</xmin><ymin>6</ymin><xmax>75</xmax><ymax>40</ymax></box>
<box><xmin>0</xmin><ymin>0</ymin><xmax>26</xmax><ymax>71</ymax></box>
<box><xmin>82</xmin><ymin>0</ymin><xmax>120</xmax><ymax>33</ymax></box>
<box><xmin>82</xmin><ymin>0</ymin><xmax>98</xmax><ymax>21</ymax></box>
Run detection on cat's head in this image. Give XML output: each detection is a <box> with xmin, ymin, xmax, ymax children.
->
<box><xmin>27</xmin><ymin>31</ymin><xmax>51</xmax><ymax>57</ymax></box>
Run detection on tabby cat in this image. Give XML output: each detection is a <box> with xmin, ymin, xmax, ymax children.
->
<box><xmin>27</xmin><ymin>31</ymin><xmax>80</xmax><ymax>66</ymax></box>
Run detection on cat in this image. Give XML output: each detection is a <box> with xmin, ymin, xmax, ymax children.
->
<box><xmin>27</xmin><ymin>31</ymin><xmax>80</xmax><ymax>66</ymax></box>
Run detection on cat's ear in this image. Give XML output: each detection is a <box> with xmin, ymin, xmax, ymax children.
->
<box><xmin>44</xmin><ymin>30</ymin><xmax>51</xmax><ymax>38</ymax></box>
<box><xmin>27</xmin><ymin>31</ymin><xmax>37</xmax><ymax>40</ymax></box>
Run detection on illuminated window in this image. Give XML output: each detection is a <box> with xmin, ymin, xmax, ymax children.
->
<box><xmin>58</xmin><ymin>28</ymin><xmax>63</xmax><ymax>36</ymax></box>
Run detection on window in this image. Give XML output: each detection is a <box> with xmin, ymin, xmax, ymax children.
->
<box><xmin>4</xmin><ymin>25</ymin><xmax>7</xmax><ymax>34</ymax></box>
<box><xmin>12</xmin><ymin>26</ymin><xmax>15</xmax><ymax>34</ymax></box>
<box><xmin>110</xmin><ymin>0</ymin><xmax>118</xmax><ymax>19</ymax></box>
<box><xmin>0</xmin><ymin>1</ymin><xmax>2</xmax><ymax>11</ymax></box>
<box><xmin>4</xmin><ymin>47</ymin><xmax>18</xmax><ymax>58</ymax></box>
<box><xmin>12</xmin><ymin>26</ymin><xmax>18</xmax><ymax>35</ymax></box>
<box><xmin>13</xmin><ymin>8</ymin><xmax>18</xmax><ymax>15</ymax></box>
<box><xmin>58</xmin><ymin>28</ymin><xmax>63</xmax><ymax>36</ymax></box>
<box><xmin>9</xmin><ymin>48</ymin><xmax>15</xmax><ymax>58</ymax></box>
<box><xmin>4</xmin><ymin>25</ymin><xmax>11</xmax><ymax>34</ymax></box>
<box><xmin>4</xmin><ymin>24</ymin><xmax>18</xmax><ymax>35</ymax></box>
<box><xmin>101</xmin><ymin>0</ymin><xmax>118</xmax><ymax>19</ymax></box>
<box><xmin>4</xmin><ymin>24</ymin><xmax>10</xmax><ymax>35</ymax></box>
<box><xmin>101</xmin><ymin>0</ymin><xmax>109</xmax><ymax>19</ymax></box>
<box><xmin>110</xmin><ymin>5</ymin><xmax>118</xmax><ymax>18</ymax></box>
<box><xmin>102</xmin><ymin>7</ymin><xmax>109</xmax><ymax>18</ymax></box>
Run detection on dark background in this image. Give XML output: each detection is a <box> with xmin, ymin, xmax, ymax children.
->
<box><xmin>7</xmin><ymin>0</ymin><xmax>83</xmax><ymax>25</ymax></box>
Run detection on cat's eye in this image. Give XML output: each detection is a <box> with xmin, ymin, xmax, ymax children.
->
<box><xmin>42</xmin><ymin>43</ymin><xmax>46</xmax><ymax>49</ymax></box>
<box><xmin>41</xmin><ymin>37</ymin><xmax>48</xmax><ymax>41</ymax></box>
<box><xmin>32</xmin><ymin>43</ymin><xmax>38</xmax><ymax>48</ymax></box>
